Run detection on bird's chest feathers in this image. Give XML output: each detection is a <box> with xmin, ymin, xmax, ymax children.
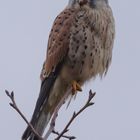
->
<box><xmin>63</xmin><ymin>8</ymin><xmax>110</xmax><ymax>83</ymax></box>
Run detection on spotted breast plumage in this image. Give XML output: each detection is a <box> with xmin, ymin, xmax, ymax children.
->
<box><xmin>22</xmin><ymin>0</ymin><xmax>115</xmax><ymax>139</ymax></box>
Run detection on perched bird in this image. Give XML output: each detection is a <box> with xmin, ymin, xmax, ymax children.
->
<box><xmin>22</xmin><ymin>0</ymin><xmax>115</xmax><ymax>139</ymax></box>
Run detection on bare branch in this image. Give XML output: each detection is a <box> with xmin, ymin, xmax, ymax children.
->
<box><xmin>5</xmin><ymin>89</ymin><xmax>95</xmax><ymax>140</ymax></box>
<box><xmin>52</xmin><ymin>130</ymin><xmax>76</xmax><ymax>140</ymax></box>
<box><xmin>5</xmin><ymin>90</ymin><xmax>43</xmax><ymax>140</ymax></box>
<box><xmin>55</xmin><ymin>90</ymin><xmax>96</xmax><ymax>140</ymax></box>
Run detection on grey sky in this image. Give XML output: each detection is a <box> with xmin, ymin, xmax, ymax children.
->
<box><xmin>0</xmin><ymin>0</ymin><xmax>140</xmax><ymax>139</ymax></box>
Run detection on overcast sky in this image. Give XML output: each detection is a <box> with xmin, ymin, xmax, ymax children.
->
<box><xmin>0</xmin><ymin>0</ymin><xmax>140</xmax><ymax>140</ymax></box>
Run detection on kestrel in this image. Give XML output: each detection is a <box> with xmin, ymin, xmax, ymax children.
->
<box><xmin>22</xmin><ymin>0</ymin><xmax>115</xmax><ymax>139</ymax></box>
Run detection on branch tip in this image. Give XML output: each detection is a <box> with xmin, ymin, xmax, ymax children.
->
<box><xmin>5</xmin><ymin>90</ymin><xmax>10</xmax><ymax>96</ymax></box>
<box><xmin>9</xmin><ymin>103</ymin><xmax>14</xmax><ymax>107</ymax></box>
<box><xmin>87</xmin><ymin>102</ymin><xmax>94</xmax><ymax>106</ymax></box>
<box><xmin>11</xmin><ymin>91</ymin><xmax>14</xmax><ymax>98</ymax></box>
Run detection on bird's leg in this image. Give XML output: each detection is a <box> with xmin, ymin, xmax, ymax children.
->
<box><xmin>71</xmin><ymin>80</ymin><xmax>82</xmax><ymax>95</ymax></box>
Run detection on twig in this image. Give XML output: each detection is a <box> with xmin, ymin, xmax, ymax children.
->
<box><xmin>52</xmin><ymin>130</ymin><xmax>76</xmax><ymax>140</ymax></box>
<box><xmin>5</xmin><ymin>90</ymin><xmax>43</xmax><ymax>140</ymax></box>
<box><xmin>55</xmin><ymin>90</ymin><xmax>96</xmax><ymax>140</ymax></box>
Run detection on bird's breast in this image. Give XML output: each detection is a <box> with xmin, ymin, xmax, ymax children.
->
<box><xmin>61</xmin><ymin>8</ymin><xmax>115</xmax><ymax>84</ymax></box>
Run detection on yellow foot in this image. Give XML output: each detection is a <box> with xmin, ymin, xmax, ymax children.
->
<box><xmin>71</xmin><ymin>80</ymin><xmax>82</xmax><ymax>94</ymax></box>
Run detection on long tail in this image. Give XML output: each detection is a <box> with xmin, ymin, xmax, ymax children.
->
<box><xmin>22</xmin><ymin>63</ymin><xmax>63</xmax><ymax>140</ymax></box>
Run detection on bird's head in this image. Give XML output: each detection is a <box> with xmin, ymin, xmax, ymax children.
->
<box><xmin>68</xmin><ymin>0</ymin><xmax>108</xmax><ymax>8</ymax></box>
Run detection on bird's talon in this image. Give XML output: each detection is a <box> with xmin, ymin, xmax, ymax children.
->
<box><xmin>72</xmin><ymin>81</ymin><xmax>82</xmax><ymax>94</ymax></box>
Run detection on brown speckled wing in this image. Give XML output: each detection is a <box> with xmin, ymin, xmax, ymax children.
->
<box><xmin>45</xmin><ymin>8</ymin><xmax>77</xmax><ymax>76</ymax></box>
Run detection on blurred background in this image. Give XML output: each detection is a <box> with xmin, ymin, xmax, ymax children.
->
<box><xmin>0</xmin><ymin>0</ymin><xmax>140</xmax><ymax>139</ymax></box>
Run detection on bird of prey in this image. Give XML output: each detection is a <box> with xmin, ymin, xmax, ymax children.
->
<box><xmin>22</xmin><ymin>0</ymin><xmax>115</xmax><ymax>139</ymax></box>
